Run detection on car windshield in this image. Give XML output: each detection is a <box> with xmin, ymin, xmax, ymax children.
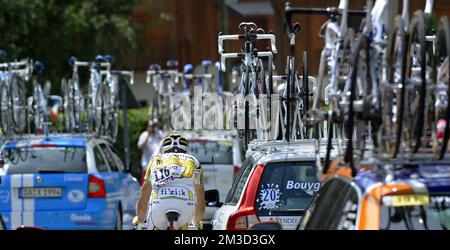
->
<box><xmin>4</xmin><ymin>147</ymin><xmax>87</xmax><ymax>174</ymax></box>
<box><xmin>255</xmin><ymin>161</ymin><xmax>320</xmax><ymax>217</ymax></box>
<box><xmin>381</xmin><ymin>195</ymin><xmax>450</xmax><ymax>230</ymax></box>
<box><xmin>189</xmin><ymin>140</ymin><xmax>233</xmax><ymax>164</ymax></box>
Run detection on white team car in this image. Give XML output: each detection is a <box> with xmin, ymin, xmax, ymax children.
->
<box><xmin>211</xmin><ymin>139</ymin><xmax>337</xmax><ymax>230</ymax></box>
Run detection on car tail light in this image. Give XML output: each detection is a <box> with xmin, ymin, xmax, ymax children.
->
<box><xmin>227</xmin><ymin>208</ymin><xmax>259</xmax><ymax>230</ymax></box>
<box><xmin>227</xmin><ymin>164</ymin><xmax>265</xmax><ymax>230</ymax></box>
<box><xmin>88</xmin><ymin>175</ymin><xmax>106</xmax><ymax>198</ymax></box>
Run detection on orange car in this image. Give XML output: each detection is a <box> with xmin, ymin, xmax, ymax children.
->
<box><xmin>294</xmin><ymin>160</ymin><xmax>450</xmax><ymax>230</ymax></box>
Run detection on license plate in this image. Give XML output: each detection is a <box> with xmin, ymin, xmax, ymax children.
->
<box><xmin>20</xmin><ymin>187</ymin><xmax>62</xmax><ymax>198</ymax></box>
<box><xmin>391</xmin><ymin>194</ymin><xmax>430</xmax><ymax>207</ymax></box>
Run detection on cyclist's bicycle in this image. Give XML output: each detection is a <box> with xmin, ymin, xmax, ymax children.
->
<box><xmin>66</xmin><ymin>55</ymin><xmax>114</xmax><ymax>137</ymax></box>
<box><xmin>286</xmin><ymin>1</ymin><xmax>365</xmax><ymax>174</ymax></box>
<box><xmin>218</xmin><ymin>22</ymin><xmax>277</xmax><ymax>149</ymax></box>
<box><xmin>28</xmin><ymin>61</ymin><xmax>50</xmax><ymax>133</ymax></box>
<box><xmin>109</xmin><ymin>70</ymin><xmax>134</xmax><ymax>141</ymax></box>
<box><xmin>0</xmin><ymin>50</ymin><xmax>32</xmax><ymax>137</ymax></box>
<box><xmin>146</xmin><ymin>60</ymin><xmax>181</xmax><ymax>129</ymax></box>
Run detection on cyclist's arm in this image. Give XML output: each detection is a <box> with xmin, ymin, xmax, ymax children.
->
<box><xmin>136</xmin><ymin>181</ymin><xmax>152</xmax><ymax>222</ymax></box>
<box><xmin>193</xmin><ymin>164</ymin><xmax>205</xmax><ymax>226</ymax></box>
<box><xmin>136</xmin><ymin>163</ymin><xmax>153</xmax><ymax>222</ymax></box>
<box><xmin>193</xmin><ymin>184</ymin><xmax>205</xmax><ymax>226</ymax></box>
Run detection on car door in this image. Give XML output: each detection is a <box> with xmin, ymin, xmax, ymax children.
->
<box><xmin>212</xmin><ymin>157</ymin><xmax>255</xmax><ymax>230</ymax></box>
<box><xmin>97</xmin><ymin>143</ymin><xmax>122</xmax><ymax>208</ymax></box>
<box><xmin>106</xmin><ymin>144</ymin><xmax>140</xmax><ymax>227</ymax></box>
<box><xmin>298</xmin><ymin>176</ymin><xmax>360</xmax><ymax>230</ymax></box>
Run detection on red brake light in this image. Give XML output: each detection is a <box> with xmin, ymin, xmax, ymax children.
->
<box><xmin>88</xmin><ymin>175</ymin><xmax>106</xmax><ymax>198</ymax></box>
<box><xmin>226</xmin><ymin>163</ymin><xmax>265</xmax><ymax>230</ymax></box>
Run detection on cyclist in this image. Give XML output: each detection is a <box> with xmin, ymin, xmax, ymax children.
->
<box><xmin>134</xmin><ymin>134</ymin><xmax>205</xmax><ymax>230</ymax></box>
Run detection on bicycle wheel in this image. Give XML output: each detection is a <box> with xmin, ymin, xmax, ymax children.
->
<box><xmin>109</xmin><ymin>93</ymin><xmax>120</xmax><ymax>141</ymax></box>
<box><xmin>32</xmin><ymin>80</ymin><xmax>44</xmax><ymax>132</ymax></box>
<box><xmin>431</xmin><ymin>16</ymin><xmax>450</xmax><ymax>159</ymax></box>
<box><xmin>243</xmin><ymin>64</ymin><xmax>250</xmax><ymax>149</ymax></box>
<box><xmin>94</xmin><ymin>84</ymin><xmax>111</xmax><ymax>137</ymax></box>
<box><xmin>0</xmin><ymin>83</ymin><xmax>12</xmax><ymax>136</ymax></box>
<box><xmin>341</xmin><ymin>35</ymin><xmax>370</xmax><ymax>169</ymax></box>
<box><xmin>302</xmin><ymin>51</ymin><xmax>309</xmax><ymax>139</ymax></box>
<box><xmin>286</xmin><ymin>56</ymin><xmax>295</xmax><ymax>141</ymax></box>
<box><xmin>404</xmin><ymin>10</ymin><xmax>427</xmax><ymax>153</ymax></box>
<box><xmin>379</xmin><ymin>16</ymin><xmax>407</xmax><ymax>158</ymax></box>
<box><xmin>10</xmin><ymin>74</ymin><xmax>27</xmax><ymax>134</ymax></box>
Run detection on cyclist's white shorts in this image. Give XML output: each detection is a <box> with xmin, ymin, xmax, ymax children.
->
<box><xmin>146</xmin><ymin>187</ymin><xmax>195</xmax><ymax>230</ymax></box>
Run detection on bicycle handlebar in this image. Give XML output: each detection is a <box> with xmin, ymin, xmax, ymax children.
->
<box><xmin>284</xmin><ymin>2</ymin><xmax>366</xmax><ymax>34</ymax></box>
<box><xmin>146</xmin><ymin>69</ymin><xmax>180</xmax><ymax>84</ymax></box>
<box><xmin>111</xmin><ymin>70</ymin><xmax>134</xmax><ymax>85</ymax></box>
<box><xmin>218</xmin><ymin>33</ymin><xmax>277</xmax><ymax>55</ymax></box>
<box><xmin>183</xmin><ymin>73</ymin><xmax>213</xmax><ymax>80</ymax></box>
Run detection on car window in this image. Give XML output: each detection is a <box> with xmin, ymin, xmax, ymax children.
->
<box><xmin>189</xmin><ymin>140</ymin><xmax>233</xmax><ymax>164</ymax></box>
<box><xmin>93</xmin><ymin>146</ymin><xmax>109</xmax><ymax>172</ymax></box>
<box><xmin>5</xmin><ymin>147</ymin><xmax>87</xmax><ymax>174</ymax></box>
<box><xmin>255</xmin><ymin>161</ymin><xmax>320</xmax><ymax>217</ymax></box>
<box><xmin>99</xmin><ymin>144</ymin><xmax>119</xmax><ymax>172</ymax></box>
<box><xmin>225</xmin><ymin>157</ymin><xmax>254</xmax><ymax>205</ymax></box>
<box><xmin>380</xmin><ymin>195</ymin><xmax>450</xmax><ymax>230</ymax></box>
<box><xmin>299</xmin><ymin>177</ymin><xmax>356</xmax><ymax>230</ymax></box>
<box><xmin>108</xmin><ymin>146</ymin><xmax>125</xmax><ymax>172</ymax></box>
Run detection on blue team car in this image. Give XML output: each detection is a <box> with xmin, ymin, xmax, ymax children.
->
<box><xmin>0</xmin><ymin>135</ymin><xmax>140</xmax><ymax>230</ymax></box>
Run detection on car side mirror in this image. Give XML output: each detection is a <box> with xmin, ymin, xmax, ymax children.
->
<box><xmin>248</xmin><ymin>222</ymin><xmax>282</xmax><ymax>230</ymax></box>
<box><xmin>205</xmin><ymin>189</ymin><xmax>222</xmax><ymax>207</ymax></box>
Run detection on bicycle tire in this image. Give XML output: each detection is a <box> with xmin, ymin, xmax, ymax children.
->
<box><xmin>10</xmin><ymin>74</ymin><xmax>26</xmax><ymax>134</ymax></box>
<box><xmin>432</xmin><ymin>16</ymin><xmax>450</xmax><ymax>159</ymax></box>
<box><xmin>404</xmin><ymin>10</ymin><xmax>427</xmax><ymax>153</ymax></box>
<box><xmin>244</xmin><ymin>63</ymin><xmax>250</xmax><ymax>149</ymax></box>
<box><xmin>32</xmin><ymin>80</ymin><xmax>44</xmax><ymax>133</ymax></box>
<box><xmin>286</xmin><ymin>56</ymin><xmax>295</xmax><ymax>141</ymax></box>
<box><xmin>0</xmin><ymin>83</ymin><xmax>12</xmax><ymax>136</ymax></box>
<box><xmin>379</xmin><ymin>15</ymin><xmax>407</xmax><ymax>158</ymax></box>
<box><xmin>341</xmin><ymin>35</ymin><xmax>368</xmax><ymax>172</ymax></box>
<box><xmin>302</xmin><ymin>51</ymin><xmax>309</xmax><ymax>139</ymax></box>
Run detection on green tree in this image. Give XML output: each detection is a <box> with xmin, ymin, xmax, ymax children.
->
<box><xmin>0</xmin><ymin>0</ymin><xmax>140</xmax><ymax>92</ymax></box>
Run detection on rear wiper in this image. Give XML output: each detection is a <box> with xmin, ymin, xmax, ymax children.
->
<box><xmin>37</xmin><ymin>169</ymin><xmax>66</xmax><ymax>174</ymax></box>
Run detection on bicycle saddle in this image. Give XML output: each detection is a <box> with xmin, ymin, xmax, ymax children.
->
<box><xmin>183</xmin><ymin>64</ymin><xmax>194</xmax><ymax>74</ymax></box>
<box><xmin>33</xmin><ymin>61</ymin><xmax>45</xmax><ymax>74</ymax></box>
<box><xmin>166</xmin><ymin>59</ymin><xmax>179</xmax><ymax>68</ymax></box>
<box><xmin>68</xmin><ymin>56</ymin><xmax>77</xmax><ymax>67</ymax></box>
<box><xmin>239</xmin><ymin>22</ymin><xmax>257</xmax><ymax>32</ymax></box>
<box><xmin>150</xmin><ymin>64</ymin><xmax>161</xmax><ymax>71</ymax></box>
<box><xmin>165</xmin><ymin>211</ymin><xmax>180</xmax><ymax>222</ymax></box>
<box><xmin>0</xmin><ymin>50</ymin><xmax>6</xmax><ymax>60</ymax></box>
<box><xmin>201</xmin><ymin>60</ymin><xmax>212</xmax><ymax>67</ymax></box>
<box><xmin>256</xmin><ymin>28</ymin><xmax>265</xmax><ymax>34</ymax></box>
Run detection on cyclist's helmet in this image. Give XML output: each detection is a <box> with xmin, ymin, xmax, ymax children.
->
<box><xmin>161</xmin><ymin>134</ymin><xmax>189</xmax><ymax>154</ymax></box>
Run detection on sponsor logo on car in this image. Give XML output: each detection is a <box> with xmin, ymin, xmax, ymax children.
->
<box><xmin>67</xmin><ymin>189</ymin><xmax>85</xmax><ymax>203</ymax></box>
<box><xmin>0</xmin><ymin>190</ymin><xmax>10</xmax><ymax>203</ymax></box>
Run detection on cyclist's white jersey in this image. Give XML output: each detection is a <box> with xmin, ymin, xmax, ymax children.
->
<box><xmin>143</xmin><ymin>152</ymin><xmax>204</xmax><ymax>230</ymax></box>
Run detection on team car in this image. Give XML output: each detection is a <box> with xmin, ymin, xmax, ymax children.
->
<box><xmin>297</xmin><ymin>161</ymin><xmax>450</xmax><ymax>230</ymax></box>
<box><xmin>0</xmin><ymin>135</ymin><xmax>140</xmax><ymax>230</ymax></box>
<box><xmin>212</xmin><ymin>140</ymin><xmax>336</xmax><ymax>230</ymax></box>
